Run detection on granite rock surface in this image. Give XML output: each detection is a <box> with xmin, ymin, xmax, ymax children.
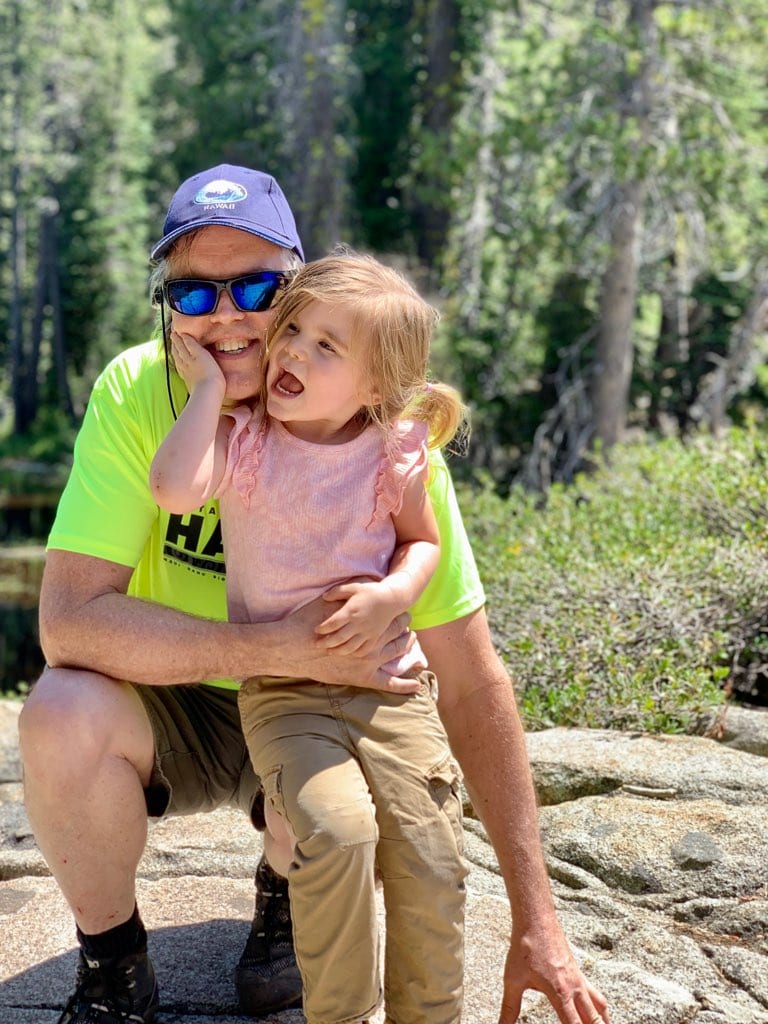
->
<box><xmin>2</xmin><ymin>697</ymin><xmax>767</xmax><ymax>1023</ymax></box>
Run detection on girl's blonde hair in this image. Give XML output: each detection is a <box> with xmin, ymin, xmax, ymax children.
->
<box><xmin>266</xmin><ymin>251</ymin><xmax>468</xmax><ymax>451</ymax></box>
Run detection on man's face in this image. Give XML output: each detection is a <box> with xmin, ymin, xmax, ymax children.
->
<box><xmin>166</xmin><ymin>226</ymin><xmax>293</xmax><ymax>404</ymax></box>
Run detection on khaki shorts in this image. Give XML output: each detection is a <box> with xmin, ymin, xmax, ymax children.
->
<box><xmin>136</xmin><ymin>682</ymin><xmax>263</xmax><ymax>824</ymax></box>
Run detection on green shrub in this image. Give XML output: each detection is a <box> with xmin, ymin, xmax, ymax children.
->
<box><xmin>455</xmin><ymin>427</ymin><xmax>768</xmax><ymax>733</ymax></box>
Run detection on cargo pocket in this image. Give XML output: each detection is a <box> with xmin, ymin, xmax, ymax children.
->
<box><xmin>261</xmin><ymin>763</ymin><xmax>287</xmax><ymax>819</ymax></box>
<box><xmin>427</xmin><ymin>754</ymin><xmax>465</xmax><ymax>856</ymax></box>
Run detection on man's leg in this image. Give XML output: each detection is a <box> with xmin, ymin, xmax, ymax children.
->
<box><xmin>125</xmin><ymin>679</ymin><xmax>303</xmax><ymax>1018</ymax></box>
<box><xmin>19</xmin><ymin>666</ymin><xmax>159</xmax><ymax>1023</ymax></box>
<box><xmin>19</xmin><ymin>666</ymin><xmax>155</xmax><ymax>933</ymax></box>
<box><xmin>19</xmin><ymin>669</ymin><xmax>301</xmax><ymax>1020</ymax></box>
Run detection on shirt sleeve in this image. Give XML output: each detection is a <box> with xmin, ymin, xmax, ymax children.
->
<box><xmin>409</xmin><ymin>448</ymin><xmax>486</xmax><ymax>630</ymax></box>
<box><xmin>215</xmin><ymin>405</ymin><xmax>267</xmax><ymax>508</ymax></box>
<box><xmin>371</xmin><ymin>419</ymin><xmax>429</xmax><ymax>524</ymax></box>
<box><xmin>46</xmin><ymin>359</ymin><xmax>160</xmax><ymax>568</ymax></box>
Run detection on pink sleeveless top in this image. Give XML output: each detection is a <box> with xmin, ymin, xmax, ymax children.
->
<box><xmin>215</xmin><ymin>407</ymin><xmax>430</xmax><ymax>674</ymax></box>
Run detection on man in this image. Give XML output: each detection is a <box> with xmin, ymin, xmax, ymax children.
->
<box><xmin>19</xmin><ymin>164</ymin><xmax>610</xmax><ymax>1024</ymax></box>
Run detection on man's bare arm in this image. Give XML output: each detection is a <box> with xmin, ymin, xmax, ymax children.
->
<box><xmin>39</xmin><ymin>549</ymin><xmax>415</xmax><ymax>690</ymax></box>
<box><xmin>419</xmin><ymin>610</ymin><xmax>610</xmax><ymax>1024</ymax></box>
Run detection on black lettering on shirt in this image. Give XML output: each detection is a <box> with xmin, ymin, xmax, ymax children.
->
<box><xmin>202</xmin><ymin>520</ymin><xmax>223</xmax><ymax>558</ymax></box>
<box><xmin>163</xmin><ymin>512</ymin><xmax>226</xmax><ymax>576</ymax></box>
<box><xmin>166</xmin><ymin>513</ymin><xmax>203</xmax><ymax>549</ymax></box>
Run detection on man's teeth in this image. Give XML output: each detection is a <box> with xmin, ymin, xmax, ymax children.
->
<box><xmin>213</xmin><ymin>340</ymin><xmax>249</xmax><ymax>353</ymax></box>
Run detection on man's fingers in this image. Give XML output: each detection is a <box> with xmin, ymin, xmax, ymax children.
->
<box><xmin>380</xmin><ymin>631</ymin><xmax>413</xmax><ymax>666</ymax></box>
<box><xmin>515</xmin><ymin>980</ymin><xmax>609</xmax><ymax>1024</ymax></box>
<box><xmin>498</xmin><ymin>989</ymin><xmax>522</xmax><ymax>1023</ymax></box>
<box><xmin>574</xmin><ymin>984</ymin><xmax>611</xmax><ymax>1024</ymax></box>
<box><xmin>382</xmin><ymin>612</ymin><xmax>412</xmax><ymax>646</ymax></box>
<box><xmin>369</xmin><ymin>671</ymin><xmax>421</xmax><ymax>694</ymax></box>
<box><xmin>170</xmin><ymin>331</ymin><xmax>193</xmax><ymax>357</ymax></box>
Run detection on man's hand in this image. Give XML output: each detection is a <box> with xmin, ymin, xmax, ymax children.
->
<box><xmin>273</xmin><ymin>591</ymin><xmax>420</xmax><ymax>694</ymax></box>
<box><xmin>499</xmin><ymin>922</ymin><xmax>610</xmax><ymax>1024</ymax></box>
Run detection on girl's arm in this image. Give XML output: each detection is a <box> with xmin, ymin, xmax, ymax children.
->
<box><xmin>149</xmin><ymin>332</ymin><xmax>229</xmax><ymax>513</ymax></box>
<box><xmin>315</xmin><ymin>472</ymin><xmax>440</xmax><ymax>654</ymax></box>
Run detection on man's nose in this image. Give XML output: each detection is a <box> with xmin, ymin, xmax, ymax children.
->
<box><xmin>210</xmin><ymin>289</ymin><xmax>244</xmax><ymax>321</ymax></box>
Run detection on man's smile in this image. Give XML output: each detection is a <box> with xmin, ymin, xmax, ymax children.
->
<box><xmin>207</xmin><ymin>337</ymin><xmax>260</xmax><ymax>355</ymax></box>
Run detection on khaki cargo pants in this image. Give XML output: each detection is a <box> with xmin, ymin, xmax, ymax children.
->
<box><xmin>238</xmin><ymin>672</ymin><xmax>467</xmax><ymax>1024</ymax></box>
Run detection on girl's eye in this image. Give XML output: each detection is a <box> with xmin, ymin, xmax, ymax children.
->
<box><xmin>285</xmin><ymin>322</ymin><xmax>299</xmax><ymax>334</ymax></box>
<box><xmin>318</xmin><ymin>339</ymin><xmax>336</xmax><ymax>353</ymax></box>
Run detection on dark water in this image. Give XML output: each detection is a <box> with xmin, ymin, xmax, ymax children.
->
<box><xmin>0</xmin><ymin>603</ymin><xmax>42</xmax><ymax>694</ymax></box>
<box><xmin>0</xmin><ymin>479</ymin><xmax>56</xmax><ymax>693</ymax></box>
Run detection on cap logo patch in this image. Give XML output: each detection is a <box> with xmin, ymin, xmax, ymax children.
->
<box><xmin>194</xmin><ymin>178</ymin><xmax>248</xmax><ymax>210</ymax></box>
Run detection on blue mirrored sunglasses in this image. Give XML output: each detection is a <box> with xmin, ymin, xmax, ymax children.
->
<box><xmin>162</xmin><ymin>270</ymin><xmax>292</xmax><ymax>316</ymax></box>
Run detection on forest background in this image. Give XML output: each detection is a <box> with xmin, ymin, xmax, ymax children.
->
<box><xmin>2</xmin><ymin>0</ymin><xmax>768</xmax><ymax>729</ymax></box>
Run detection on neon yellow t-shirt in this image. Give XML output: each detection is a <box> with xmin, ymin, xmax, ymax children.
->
<box><xmin>47</xmin><ymin>339</ymin><xmax>486</xmax><ymax>687</ymax></box>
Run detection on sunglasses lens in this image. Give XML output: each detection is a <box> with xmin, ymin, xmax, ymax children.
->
<box><xmin>231</xmin><ymin>274</ymin><xmax>281</xmax><ymax>312</ymax></box>
<box><xmin>164</xmin><ymin>273</ymin><xmax>286</xmax><ymax>315</ymax></box>
<box><xmin>165</xmin><ymin>281</ymin><xmax>217</xmax><ymax>315</ymax></box>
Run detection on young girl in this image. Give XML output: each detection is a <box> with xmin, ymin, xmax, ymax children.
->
<box><xmin>150</xmin><ymin>253</ymin><xmax>469</xmax><ymax>1024</ymax></box>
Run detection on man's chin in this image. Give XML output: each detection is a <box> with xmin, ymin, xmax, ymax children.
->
<box><xmin>222</xmin><ymin>376</ymin><xmax>263</xmax><ymax>406</ymax></box>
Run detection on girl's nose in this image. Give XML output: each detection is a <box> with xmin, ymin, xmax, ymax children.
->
<box><xmin>284</xmin><ymin>335</ymin><xmax>306</xmax><ymax>360</ymax></box>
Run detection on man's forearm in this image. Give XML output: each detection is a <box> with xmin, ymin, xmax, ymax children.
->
<box><xmin>42</xmin><ymin>589</ymin><xmax>295</xmax><ymax>686</ymax></box>
<box><xmin>443</xmin><ymin>674</ymin><xmax>555</xmax><ymax>923</ymax></box>
<box><xmin>40</xmin><ymin>550</ymin><xmax>415</xmax><ymax>688</ymax></box>
<box><xmin>422</xmin><ymin>612</ymin><xmax>611</xmax><ymax>1024</ymax></box>
<box><xmin>419</xmin><ymin>612</ymin><xmax>556</xmax><ymax>926</ymax></box>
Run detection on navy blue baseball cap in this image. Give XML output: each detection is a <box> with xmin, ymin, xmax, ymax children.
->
<box><xmin>150</xmin><ymin>164</ymin><xmax>304</xmax><ymax>261</ymax></box>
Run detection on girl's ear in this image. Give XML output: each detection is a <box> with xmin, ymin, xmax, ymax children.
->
<box><xmin>359</xmin><ymin>373</ymin><xmax>381</xmax><ymax>405</ymax></box>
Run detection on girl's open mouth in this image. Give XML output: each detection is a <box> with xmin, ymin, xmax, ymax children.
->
<box><xmin>273</xmin><ymin>368</ymin><xmax>304</xmax><ymax>395</ymax></box>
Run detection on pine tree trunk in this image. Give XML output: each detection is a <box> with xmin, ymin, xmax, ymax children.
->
<box><xmin>696</xmin><ymin>272</ymin><xmax>768</xmax><ymax>435</ymax></box>
<box><xmin>47</xmin><ymin>206</ymin><xmax>75</xmax><ymax>423</ymax></box>
<box><xmin>412</xmin><ymin>0</ymin><xmax>462</xmax><ymax>268</ymax></box>
<box><xmin>10</xmin><ymin>165</ymin><xmax>30</xmax><ymax>434</ymax></box>
<box><xmin>591</xmin><ymin>178</ymin><xmax>646</xmax><ymax>448</ymax></box>
<box><xmin>26</xmin><ymin>212</ymin><xmax>47</xmax><ymax>429</ymax></box>
<box><xmin>589</xmin><ymin>0</ymin><xmax>656</xmax><ymax>450</ymax></box>
<box><xmin>281</xmin><ymin>2</ymin><xmax>349</xmax><ymax>259</ymax></box>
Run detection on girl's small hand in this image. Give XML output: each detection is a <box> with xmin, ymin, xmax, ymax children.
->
<box><xmin>316</xmin><ymin>579</ymin><xmax>401</xmax><ymax>655</ymax></box>
<box><xmin>171</xmin><ymin>331</ymin><xmax>225</xmax><ymax>395</ymax></box>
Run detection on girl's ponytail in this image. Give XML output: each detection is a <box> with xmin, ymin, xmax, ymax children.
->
<box><xmin>407</xmin><ymin>381</ymin><xmax>470</xmax><ymax>453</ymax></box>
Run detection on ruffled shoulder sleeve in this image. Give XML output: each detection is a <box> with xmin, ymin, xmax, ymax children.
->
<box><xmin>214</xmin><ymin>404</ymin><xmax>268</xmax><ymax>507</ymax></box>
<box><xmin>370</xmin><ymin>419</ymin><xmax>429</xmax><ymax>525</ymax></box>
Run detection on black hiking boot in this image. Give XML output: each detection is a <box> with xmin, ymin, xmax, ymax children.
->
<box><xmin>58</xmin><ymin>946</ymin><xmax>159</xmax><ymax>1023</ymax></box>
<box><xmin>234</xmin><ymin>854</ymin><xmax>302</xmax><ymax>1016</ymax></box>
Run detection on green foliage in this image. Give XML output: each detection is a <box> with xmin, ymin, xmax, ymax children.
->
<box><xmin>347</xmin><ymin>0</ymin><xmax>418</xmax><ymax>249</ymax></box>
<box><xmin>0</xmin><ymin>0</ymin><xmax>161</xmax><ymax>430</ymax></box>
<box><xmin>439</xmin><ymin>0</ymin><xmax>768</xmax><ymax>479</ymax></box>
<box><xmin>3</xmin><ymin>0</ymin><xmax>768</xmax><ymax>465</ymax></box>
<box><xmin>456</xmin><ymin>427</ymin><xmax>768</xmax><ymax>732</ymax></box>
<box><xmin>0</xmin><ymin>415</ymin><xmax>75</xmax><ymax>471</ymax></box>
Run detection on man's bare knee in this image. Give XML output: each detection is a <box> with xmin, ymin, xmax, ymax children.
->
<box><xmin>19</xmin><ymin>667</ymin><xmax>154</xmax><ymax>784</ymax></box>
